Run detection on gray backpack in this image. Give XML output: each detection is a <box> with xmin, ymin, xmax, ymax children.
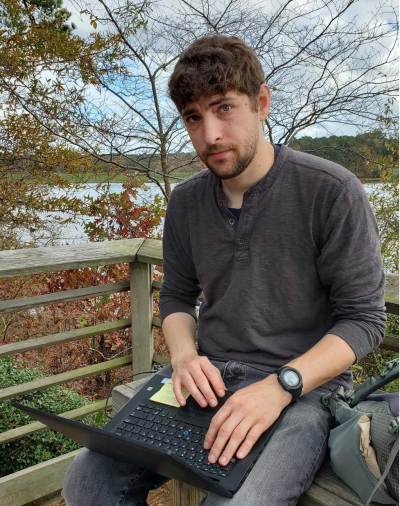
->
<box><xmin>322</xmin><ymin>359</ymin><xmax>399</xmax><ymax>506</ymax></box>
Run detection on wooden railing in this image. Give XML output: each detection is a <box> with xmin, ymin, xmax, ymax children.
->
<box><xmin>0</xmin><ymin>238</ymin><xmax>398</xmax><ymax>506</ymax></box>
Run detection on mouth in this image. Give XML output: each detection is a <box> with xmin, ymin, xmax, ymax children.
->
<box><xmin>209</xmin><ymin>150</ymin><xmax>231</xmax><ymax>159</ymax></box>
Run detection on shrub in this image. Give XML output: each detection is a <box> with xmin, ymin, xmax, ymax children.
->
<box><xmin>0</xmin><ymin>356</ymin><xmax>110</xmax><ymax>477</ymax></box>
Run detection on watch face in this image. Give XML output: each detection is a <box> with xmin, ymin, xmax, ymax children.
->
<box><xmin>283</xmin><ymin>370</ymin><xmax>300</xmax><ymax>387</ymax></box>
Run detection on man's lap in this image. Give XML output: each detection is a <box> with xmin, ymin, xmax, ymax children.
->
<box><xmin>62</xmin><ymin>360</ymin><xmax>334</xmax><ymax>506</ymax></box>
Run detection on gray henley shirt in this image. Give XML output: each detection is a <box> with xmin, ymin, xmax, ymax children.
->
<box><xmin>159</xmin><ymin>144</ymin><xmax>387</xmax><ymax>390</ymax></box>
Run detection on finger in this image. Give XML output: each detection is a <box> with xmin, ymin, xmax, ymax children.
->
<box><xmin>180</xmin><ymin>372</ymin><xmax>209</xmax><ymax>408</ymax></box>
<box><xmin>190</xmin><ymin>368</ymin><xmax>220</xmax><ymax>407</ymax></box>
<box><xmin>204</xmin><ymin>404</ymin><xmax>232</xmax><ymax>451</ymax></box>
<box><xmin>172</xmin><ymin>376</ymin><xmax>188</xmax><ymax>406</ymax></box>
<box><xmin>217</xmin><ymin>418</ymin><xmax>254</xmax><ymax>466</ymax></box>
<box><xmin>201</xmin><ymin>362</ymin><xmax>227</xmax><ymax>398</ymax></box>
<box><xmin>235</xmin><ymin>423</ymin><xmax>266</xmax><ymax>460</ymax></box>
<box><xmin>207</xmin><ymin>412</ymin><xmax>244</xmax><ymax>464</ymax></box>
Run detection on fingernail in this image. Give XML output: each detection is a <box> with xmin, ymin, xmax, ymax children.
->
<box><xmin>218</xmin><ymin>389</ymin><xmax>225</xmax><ymax>396</ymax></box>
<box><xmin>238</xmin><ymin>451</ymin><xmax>244</xmax><ymax>458</ymax></box>
<box><xmin>204</xmin><ymin>441</ymin><xmax>210</xmax><ymax>449</ymax></box>
<box><xmin>210</xmin><ymin>398</ymin><xmax>217</xmax><ymax>407</ymax></box>
<box><xmin>200</xmin><ymin>399</ymin><xmax>207</xmax><ymax>407</ymax></box>
<box><xmin>220</xmin><ymin>456</ymin><xmax>227</xmax><ymax>464</ymax></box>
<box><xmin>209</xmin><ymin>454</ymin><xmax>216</xmax><ymax>463</ymax></box>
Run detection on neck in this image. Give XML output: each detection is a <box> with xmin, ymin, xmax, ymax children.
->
<box><xmin>221</xmin><ymin>141</ymin><xmax>275</xmax><ymax>204</ymax></box>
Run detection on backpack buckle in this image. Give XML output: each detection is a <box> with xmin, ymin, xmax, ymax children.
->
<box><xmin>380</xmin><ymin>359</ymin><xmax>398</xmax><ymax>377</ymax></box>
<box><xmin>389</xmin><ymin>417</ymin><xmax>399</xmax><ymax>434</ymax></box>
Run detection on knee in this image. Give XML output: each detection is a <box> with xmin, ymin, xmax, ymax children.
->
<box><xmin>61</xmin><ymin>449</ymin><xmax>103</xmax><ymax>506</ymax></box>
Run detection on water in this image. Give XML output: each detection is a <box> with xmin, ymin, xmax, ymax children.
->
<box><xmin>18</xmin><ymin>180</ymin><xmax>385</xmax><ymax>246</ymax></box>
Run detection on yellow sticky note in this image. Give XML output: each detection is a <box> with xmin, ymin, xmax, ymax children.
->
<box><xmin>150</xmin><ymin>379</ymin><xmax>190</xmax><ymax>408</ymax></box>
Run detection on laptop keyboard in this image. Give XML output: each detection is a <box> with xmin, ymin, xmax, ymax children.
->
<box><xmin>113</xmin><ymin>401</ymin><xmax>237</xmax><ymax>480</ymax></box>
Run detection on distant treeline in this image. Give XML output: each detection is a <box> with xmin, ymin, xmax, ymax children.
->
<box><xmin>95</xmin><ymin>129</ymin><xmax>397</xmax><ymax>179</ymax></box>
<box><xmin>288</xmin><ymin>130</ymin><xmax>396</xmax><ymax>179</ymax></box>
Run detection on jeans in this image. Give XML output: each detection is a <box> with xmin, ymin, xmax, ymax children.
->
<box><xmin>61</xmin><ymin>360</ymin><xmax>335</xmax><ymax>506</ymax></box>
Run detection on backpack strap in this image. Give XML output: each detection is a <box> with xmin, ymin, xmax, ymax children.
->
<box><xmin>349</xmin><ymin>359</ymin><xmax>399</xmax><ymax>408</ymax></box>
<box><xmin>365</xmin><ymin>434</ymin><xmax>399</xmax><ymax>506</ymax></box>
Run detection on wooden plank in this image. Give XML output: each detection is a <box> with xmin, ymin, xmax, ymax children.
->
<box><xmin>0</xmin><ymin>239</ymin><xmax>144</xmax><ymax>279</ymax></box>
<box><xmin>0</xmin><ymin>355</ymin><xmax>132</xmax><ymax>402</ymax></box>
<box><xmin>381</xmin><ymin>335</ymin><xmax>399</xmax><ymax>352</ymax></box>
<box><xmin>130</xmin><ymin>261</ymin><xmax>154</xmax><ymax>375</ymax></box>
<box><xmin>170</xmin><ymin>480</ymin><xmax>206</xmax><ymax>506</ymax></box>
<box><xmin>385</xmin><ymin>274</ymin><xmax>399</xmax><ymax>315</ymax></box>
<box><xmin>299</xmin><ymin>483</ymin><xmax>355</xmax><ymax>506</ymax></box>
<box><xmin>112</xmin><ymin>376</ymin><xmax>152</xmax><ymax>414</ymax></box>
<box><xmin>0</xmin><ymin>399</ymin><xmax>113</xmax><ymax>445</ymax></box>
<box><xmin>0</xmin><ymin>318</ymin><xmax>132</xmax><ymax>358</ymax></box>
<box><xmin>0</xmin><ymin>281</ymin><xmax>130</xmax><ymax>315</ymax></box>
<box><xmin>153</xmin><ymin>353</ymin><xmax>171</xmax><ymax>366</ymax></box>
<box><xmin>0</xmin><ymin>449</ymin><xmax>83</xmax><ymax>506</ymax></box>
<box><xmin>136</xmin><ymin>238</ymin><xmax>163</xmax><ymax>266</ymax></box>
<box><xmin>310</xmin><ymin>461</ymin><xmax>380</xmax><ymax>506</ymax></box>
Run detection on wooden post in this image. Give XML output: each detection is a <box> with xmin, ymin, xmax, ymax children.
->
<box><xmin>170</xmin><ymin>480</ymin><xmax>206</xmax><ymax>506</ymax></box>
<box><xmin>129</xmin><ymin>260</ymin><xmax>154</xmax><ymax>374</ymax></box>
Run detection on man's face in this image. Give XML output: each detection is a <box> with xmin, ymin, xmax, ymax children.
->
<box><xmin>181</xmin><ymin>90</ymin><xmax>262</xmax><ymax>180</ymax></box>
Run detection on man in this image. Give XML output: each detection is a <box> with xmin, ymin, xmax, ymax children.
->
<box><xmin>62</xmin><ymin>34</ymin><xmax>386</xmax><ymax>506</ymax></box>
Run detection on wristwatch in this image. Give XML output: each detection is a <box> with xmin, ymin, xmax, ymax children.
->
<box><xmin>273</xmin><ymin>366</ymin><xmax>303</xmax><ymax>405</ymax></box>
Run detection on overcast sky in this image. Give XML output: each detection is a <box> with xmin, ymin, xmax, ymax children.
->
<box><xmin>62</xmin><ymin>0</ymin><xmax>399</xmax><ymax>142</ymax></box>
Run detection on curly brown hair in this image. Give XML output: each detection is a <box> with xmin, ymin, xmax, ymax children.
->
<box><xmin>168</xmin><ymin>34</ymin><xmax>266</xmax><ymax>116</ymax></box>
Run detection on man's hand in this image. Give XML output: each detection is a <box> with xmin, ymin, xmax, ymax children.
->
<box><xmin>203</xmin><ymin>374</ymin><xmax>292</xmax><ymax>466</ymax></box>
<box><xmin>171</xmin><ymin>353</ymin><xmax>227</xmax><ymax>408</ymax></box>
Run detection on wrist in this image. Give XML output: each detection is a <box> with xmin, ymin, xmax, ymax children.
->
<box><xmin>171</xmin><ymin>349</ymin><xmax>198</xmax><ymax>369</ymax></box>
<box><xmin>264</xmin><ymin>373</ymin><xmax>293</xmax><ymax>406</ymax></box>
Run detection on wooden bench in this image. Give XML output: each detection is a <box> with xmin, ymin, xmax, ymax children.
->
<box><xmin>113</xmin><ymin>377</ymin><xmax>382</xmax><ymax>506</ymax></box>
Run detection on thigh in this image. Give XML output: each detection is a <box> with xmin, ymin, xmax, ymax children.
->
<box><xmin>201</xmin><ymin>386</ymin><xmax>334</xmax><ymax>506</ymax></box>
<box><xmin>61</xmin><ymin>448</ymin><xmax>169</xmax><ymax>506</ymax></box>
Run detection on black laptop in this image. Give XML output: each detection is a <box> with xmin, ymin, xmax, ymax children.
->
<box><xmin>13</xmin><ymin>372</ymin><xmax>288</xmax><ymax>498</ymax></box>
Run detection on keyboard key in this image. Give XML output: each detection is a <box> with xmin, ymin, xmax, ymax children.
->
<box><xmin>144</xmin><ymin>422</ymin><xmax>153</xmax><ymax>429</ymax></box>
<box><xmin>155</xmin><ymin>433</ymin><xmax>165</xmax><ymax>441</ymax></box>
<box><xmin>167</xmin><ymin>428</ymin><xmax>177</xmax><ymax>436</ymax></box>
<box><xmin>177</xmin><ymin>449</ymin><xmax>188</xmax><ymax>458</ymax></box>
<box><xmin>132</xmin><ymin>411</ymin><xmax>147</xmax><ymax>420</ymax></box>
<box><xmin>147</xmin><ymin>415</ymin><xmax>156</xmax><ymax>422</ymax></box>
<box><xmin>136</xmin><ymin>420</ymin><xmax>146</xmax><ymax>427</ymax></box>
<box><xmin>152</xmin><ymin>424</ymin><xmax>161</xmax><ymax>431</ymax></box>
<box><xmin>171</xmin><ymin>438</ymin><xmax>181</xmax><ymax>446</ymax></box>
<box><xmin>147</xmin><ymin>431</ymin><xmax>157</xmax><ymax>439</ymax></box>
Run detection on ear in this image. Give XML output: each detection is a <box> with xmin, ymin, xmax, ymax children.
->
<box><xmin>258</xmin><ymin>83</ymin><xmax>271</xmax><ymax>122</ymax></box>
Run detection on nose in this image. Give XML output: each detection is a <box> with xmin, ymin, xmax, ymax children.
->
<box><xmin>202</xmin><ymin>114</ymin><xmax>223</xmax><ymax>147</ymax></box>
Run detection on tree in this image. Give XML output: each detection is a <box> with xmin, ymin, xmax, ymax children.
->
<box><xmin>0</xmin><ymin>0</ymin><xmax>152</xmax><ymax>246</ymax></box>
<box><xmin>4</xmin><ymin>0</ymin><xmax>396</xmax><ymax>200</ymax></box>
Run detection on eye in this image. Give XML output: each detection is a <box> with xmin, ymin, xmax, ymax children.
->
<box><xmin>186</xmin><ymin>114</ymin><xmax>200</xmax><ymax>124</ymax></box>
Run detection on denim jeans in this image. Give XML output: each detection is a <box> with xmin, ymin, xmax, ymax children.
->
<box><xmin>61</xmin><ymin>360</ymin><xmax>335</xmax><ymax>506</ymax></box>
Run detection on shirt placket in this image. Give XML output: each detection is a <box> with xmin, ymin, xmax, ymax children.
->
<box><xmin>217</xmin><ymin>188</ymin><xmax>259</xmax><ymax>263</ymax></box>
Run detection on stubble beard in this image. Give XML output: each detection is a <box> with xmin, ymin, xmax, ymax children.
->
<box><xmin>201</xmin><ymin>123</ymin><xmax>260</xmax><ymax>180</ymax></box>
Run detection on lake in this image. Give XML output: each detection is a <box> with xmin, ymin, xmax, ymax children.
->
<box><xmin>19</xmin><ymin>180</ymin><xmax>384</xmax><ymax>246</ymax></box>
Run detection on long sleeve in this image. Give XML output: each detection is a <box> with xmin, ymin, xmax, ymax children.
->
<box><xmin>316</xmin><ymin>175</ymin><xmax>387</xmax><ymax>362</ymax></box>
<box><xmin>159</xmin><ymin>188</ymin><xmax>202</xmax><ymax>325</ymax></box>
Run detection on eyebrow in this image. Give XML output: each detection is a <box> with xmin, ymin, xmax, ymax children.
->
<box><xmin>182</xmin><ymin>96</ymin><xmax>238</xmax><ymax>118</ymax></box>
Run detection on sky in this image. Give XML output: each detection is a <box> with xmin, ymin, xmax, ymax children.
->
<box><xmin>60</xmin><ymin>0</ymin><xmax>399</xmax><ymax>146</ymax></box>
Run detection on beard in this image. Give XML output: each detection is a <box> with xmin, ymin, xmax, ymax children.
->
<box><xmin>200</xmin><ymin>122</ymin><xmax>259</xmax><ymax>180</ymax></box>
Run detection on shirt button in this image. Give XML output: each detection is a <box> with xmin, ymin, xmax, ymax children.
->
<box><xmin>238</xmin><ymin>238</ymin><xmax>245</xmax><ymax>245</ymax></box>
<box><xmin>219</xmin><ymin>201</ymin><xmax>223</xmax><ymax>208</ymax></box>
<box><xmin>229</xmin><ymin>219</ymin><xmax>235</xmax><ymax>225</ymax></box>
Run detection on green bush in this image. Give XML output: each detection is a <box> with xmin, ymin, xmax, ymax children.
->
<box><xmin>0</xmin><ymin>356</ymin><xmax>110</xmax><ymax>477</ymax></box>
